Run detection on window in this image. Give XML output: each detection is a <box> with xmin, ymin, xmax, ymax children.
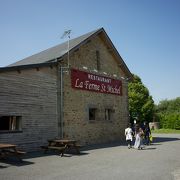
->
<box><xmin>105</xmin><ymin>109</ymin><xmax>112</xmax><ymax>121</ymax></box>
<box><xmin>0</xmin><ymin>116</ymin><xmax>22</xmax><ymax>132</ymax></box>
<box><xmin>96</xmin><ymin>50</ymin><xmax>100</xmax><ymax>71</ymax></box>
<box><xmin>89</xmin><ymin>108</ymin><xmax>97</xmax><ymax>120</ymax></box>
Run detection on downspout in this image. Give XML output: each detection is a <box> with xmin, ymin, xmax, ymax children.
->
<box><xmin>60</xmin><ymin>65</ymin><xmax>64</xmax><ymax>138</ymax></box>
<box><xmin>59</xmin><ymin>30</ymin><xmax>71</xmax><ymax>139</ymax></box>
<box><xmin>57</xmin><ymin>63</ymin><xmax>66</xmax><ymax>138</ymax></box>
<box><xmin>57</xmin><ymin>63</ymin><xmax>61</xmax><ymax>138</ymax></box>
<box><xmin>60</xmin><ymin>65</ymin><xmax>69</xmax><ymax>139</ymax></box>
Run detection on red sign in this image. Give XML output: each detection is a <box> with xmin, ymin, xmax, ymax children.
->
<box><xmin>71</xmin><ymin>69</ymin><xmax>122</xmax><ymax>96</ymax></box>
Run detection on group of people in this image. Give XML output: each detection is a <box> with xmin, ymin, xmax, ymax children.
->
<box><xmin>125</xmin><ymin>121</ymin><xmax>151</xmax><ymax>149</ymax></box>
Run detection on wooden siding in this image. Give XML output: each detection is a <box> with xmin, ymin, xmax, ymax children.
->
<box><xmin>0</xmin><ymin>67</ymin><xmax>58</xmax><ymax>151</ymax></box>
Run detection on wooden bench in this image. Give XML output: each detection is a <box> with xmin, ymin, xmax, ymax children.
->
<box><xmin>16</xmin><ymin>150</ymin><xmax>26</xmax><ymax>155</ymax></box>
<box><xmin>67</xmin><ymin>144</ymin><xmax>83</xmax><ymax>154</ymax></box>
<box><xmin>41</xmin><ymin>139</ymin><xmax>83</xmax><ymax>156</ymax></box>
<box><xmin>41</xmin><ymin>145</ymin><xmax>67</xmax><ymax>157</ymax></box>
<box><xmin>40</xmin><ymin>145</ymin><xmax>48</xmax><ymax>151</ymax></box>
<box><xmin>0</xmin><ymin>149</ymin><xmax>26</xmax><ymax>161</ymax></box>
<box><xmin>74</xmin><ymin>144</ymin><xmax>83</xmax><ymax>148</ymax></box>
<box><xmin>0</xmin><ymin>152</ymin><xmax>6</xmax><ymax>159</ymax></box>
<box><xmin>0</xmin><ymin>143</ymin><xmax>26</xmax><ymax>161</ymax></box>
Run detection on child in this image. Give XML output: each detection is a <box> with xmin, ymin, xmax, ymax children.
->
<box><xmin>125</xmin><ymin>123</ymin><xmax>133</xmax><ymax>149</ymax></box>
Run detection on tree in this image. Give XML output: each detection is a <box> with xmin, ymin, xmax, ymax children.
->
<box><xmin>128</xmin><ymin>74</ymin><xmax>154</xmax><ymax>124</ymax></box>
<box><xmin>155</xmin><ymin>97</ymin><xmax>180</xmax><ymax>114</ymax></box>
<box><xmin>155</xmin><ymin>97</ymin><xmax>180</xmax><ymax>129</ymax></box>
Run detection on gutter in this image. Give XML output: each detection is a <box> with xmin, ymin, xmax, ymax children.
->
<box><xmin>0</xmin><ymin>61</ymin><xmax>58</xmax><ymax>73</ymax></box>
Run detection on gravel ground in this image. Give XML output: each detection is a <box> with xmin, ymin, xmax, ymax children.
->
<box><xmin>0</xmin><ymin>133</ymin><xmax>180</xmax><ymax>180</ymax></box>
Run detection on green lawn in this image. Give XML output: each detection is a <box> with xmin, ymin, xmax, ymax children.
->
<box><xmin>151</xmin><ymin>128</ymin><xmax>180</xmax><ymax>134</ymax></box>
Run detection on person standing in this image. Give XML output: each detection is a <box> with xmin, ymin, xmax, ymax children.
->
<box><xmin>143</xmin><ymin>122</ymin><xmax>151</xmax><ymax>145</ymax></box>
<box><xmin>134</xmin><ymin>127</ymin><xmax>144</xmax><ymax>150</ymax></box>
<box><xmin>125</xmin><ymin>123</ymin><xmax>133</xmax><ymax>149</ymax></box>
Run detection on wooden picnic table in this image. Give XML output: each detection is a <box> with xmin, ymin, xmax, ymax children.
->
<box><xmin>42</xmin><ymin>139</ymin><xmax>82</xmax><ymax>157</ymax></box>
<box><xmin>0</xmin><ymin>143</ymin><xmax>17</xmax><ymax>149</ymax></box>
<box><xmin>0</xmin><ymin>143</ymin><xmax>26</xmax><ymax>161</ymax></box>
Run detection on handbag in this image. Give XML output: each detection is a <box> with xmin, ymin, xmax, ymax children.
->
<box><xmin>150</xmin><ymin>135</ymin><xmax>153</xmax><ymax>142</ymax></box>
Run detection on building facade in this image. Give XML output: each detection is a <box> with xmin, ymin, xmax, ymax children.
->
<box><xmin>0</xmin><ymin>28</ymin><xmax>132</xmax><ymax>151</ymax></box>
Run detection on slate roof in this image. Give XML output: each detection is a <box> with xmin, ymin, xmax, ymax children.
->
<box><xmin>0</xmin><ymin>28</ymin><xmax>132</xmax><ymax>79</ymax></box>
<box><xmin>8</xmin><ymin>28</ymin><xmax>101</xmax><ymax>67</ymax></box>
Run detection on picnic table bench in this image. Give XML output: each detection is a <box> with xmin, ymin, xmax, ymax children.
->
<box><xmin>41</xmin><ymin>139</ymin><xmax>83</xmax><ymax>157</ymax></box>
<box><xmin>0</xmin><ymin>143</ymin><xmax>26</xmax><ymax>161</ymax></box>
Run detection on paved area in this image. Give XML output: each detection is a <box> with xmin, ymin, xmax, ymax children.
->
<box><xmin>0</xmin><ymin>134</ymin><xmax>180</xmax><ymax>180</ymax></box>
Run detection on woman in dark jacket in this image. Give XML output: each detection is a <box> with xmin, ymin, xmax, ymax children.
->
<box><xmin>143</xmin><ymin>122</ymin><xmax>151</xmax><ymax>145</ymax></box>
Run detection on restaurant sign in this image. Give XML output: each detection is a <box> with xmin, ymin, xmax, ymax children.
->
<box><xmin>71</xmin><ymin>69</ymin><xmax>122</xmax><ymax>96</ymax></box>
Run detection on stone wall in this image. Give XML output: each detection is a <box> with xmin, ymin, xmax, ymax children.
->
<box><xmin>62</xmin><ymin>35</ymin><xmax>129</xmax><ymax>145</ymax></box>
<box><xmin>149</xmin><ymin>122</ymin><xmax>160</xmax><ymax>130</ymax></box>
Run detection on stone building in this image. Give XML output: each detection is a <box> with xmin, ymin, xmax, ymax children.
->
<box><xmin>0</xmin><ymin>28</ymin><xmax>132</xmax><ymax>151</ymax></box>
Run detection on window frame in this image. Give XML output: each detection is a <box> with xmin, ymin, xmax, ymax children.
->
<box><xmin>104</xmin><ymin>106</ymin><xmax>115</xmax><ymax>121</ymax></box>
<box><xmin>96</xmin><ymin>50</ymin><xmax>101</xmax><ymax>71</ymax></box>
<box><xmin>105</xmin><ymin>109</ymin><xmax>111</xmax><ymax>121</ymax></box>
<box><xmin>89</xmin><ymin>108</ymin><xmax>97</xmax><ymax>121</ymax></box>
<box><xmin>0</xmin><ymin>116</ymin><xmax>22</xmax><ymax>133</ymax></box>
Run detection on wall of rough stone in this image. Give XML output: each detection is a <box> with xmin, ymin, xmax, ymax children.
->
<box><xmin>62</xmin><ymin>35</ymin><xmax>129</xmax><ymax>145</ymax></box>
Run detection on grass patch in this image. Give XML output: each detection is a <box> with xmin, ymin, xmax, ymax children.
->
<box><xmin>151</xmin><ymin>129</ymin><xmax>180</xmax><ymax>134</ymax></box>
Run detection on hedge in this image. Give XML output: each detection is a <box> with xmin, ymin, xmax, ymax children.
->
<box><xmin>157</xmin><ymin>113</ymin><xmax>180</xmax><ymax>130</ymax></box>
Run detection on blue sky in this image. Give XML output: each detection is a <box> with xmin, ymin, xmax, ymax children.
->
<box><xmin>0</xmin><ymin>0</ymin><xmax>179</xmax><ymax>104</ymax></box>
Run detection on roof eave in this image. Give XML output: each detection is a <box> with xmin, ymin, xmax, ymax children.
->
<box><xmin>57</xmin><ymin>27</ymin><xmax>133</xmax><ymax>80</ymax></box>
<box><xmin>57</xmin><ymin>28</ymin><xmax>104</xmax><ymax>62</ymax></box>
<box><xmin>0</xmin><ymin>27</ymin><xmax>133</xmax><ymax>80</ymax></box>
<box><xmin>0</xmin><ymin>61</ymin><xmax>58</xmax><ymax>73</ymax></box>
<box><xmin>99</xmin><ymin>29</ymin><xmax>133</xmax><ymax>80</ymax></box>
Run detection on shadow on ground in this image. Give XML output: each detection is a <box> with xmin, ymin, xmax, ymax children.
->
<box><xmin>25</xmin><ymin>150</ymin><xmax>89</xmax><ymax>158</ymax></box>
<box><xmin>82</xmin><ymin>141</ymin><xmax>125</xmax><ymax>151</ymax></box>
<box><xmin>82</xmin><ymin>136</ymin><xmax>180</xmax><ymax>151</ymax></box>
<box><xmin>153</xmin><ymin>136</ymin><xmax>180</xmax><ymax>143</ymax></box>
<box><xmin>0</xmin><ymin>158</ymin><xmax>34</xmax><ymax>168</ymax></box>
<box><xmin>0</xmin><ymin>150</ymin><xmax>89</xmax><ymax>168</ymax></box>
<box><xmin>142</xmin><ymin>147</ymin><xmax>157</xmax><ymax>150</ymax></box>
<box><xmin>1</xmin><ymin>136</ymin><xmax>179</xmax><ymax>168</ymax></box>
